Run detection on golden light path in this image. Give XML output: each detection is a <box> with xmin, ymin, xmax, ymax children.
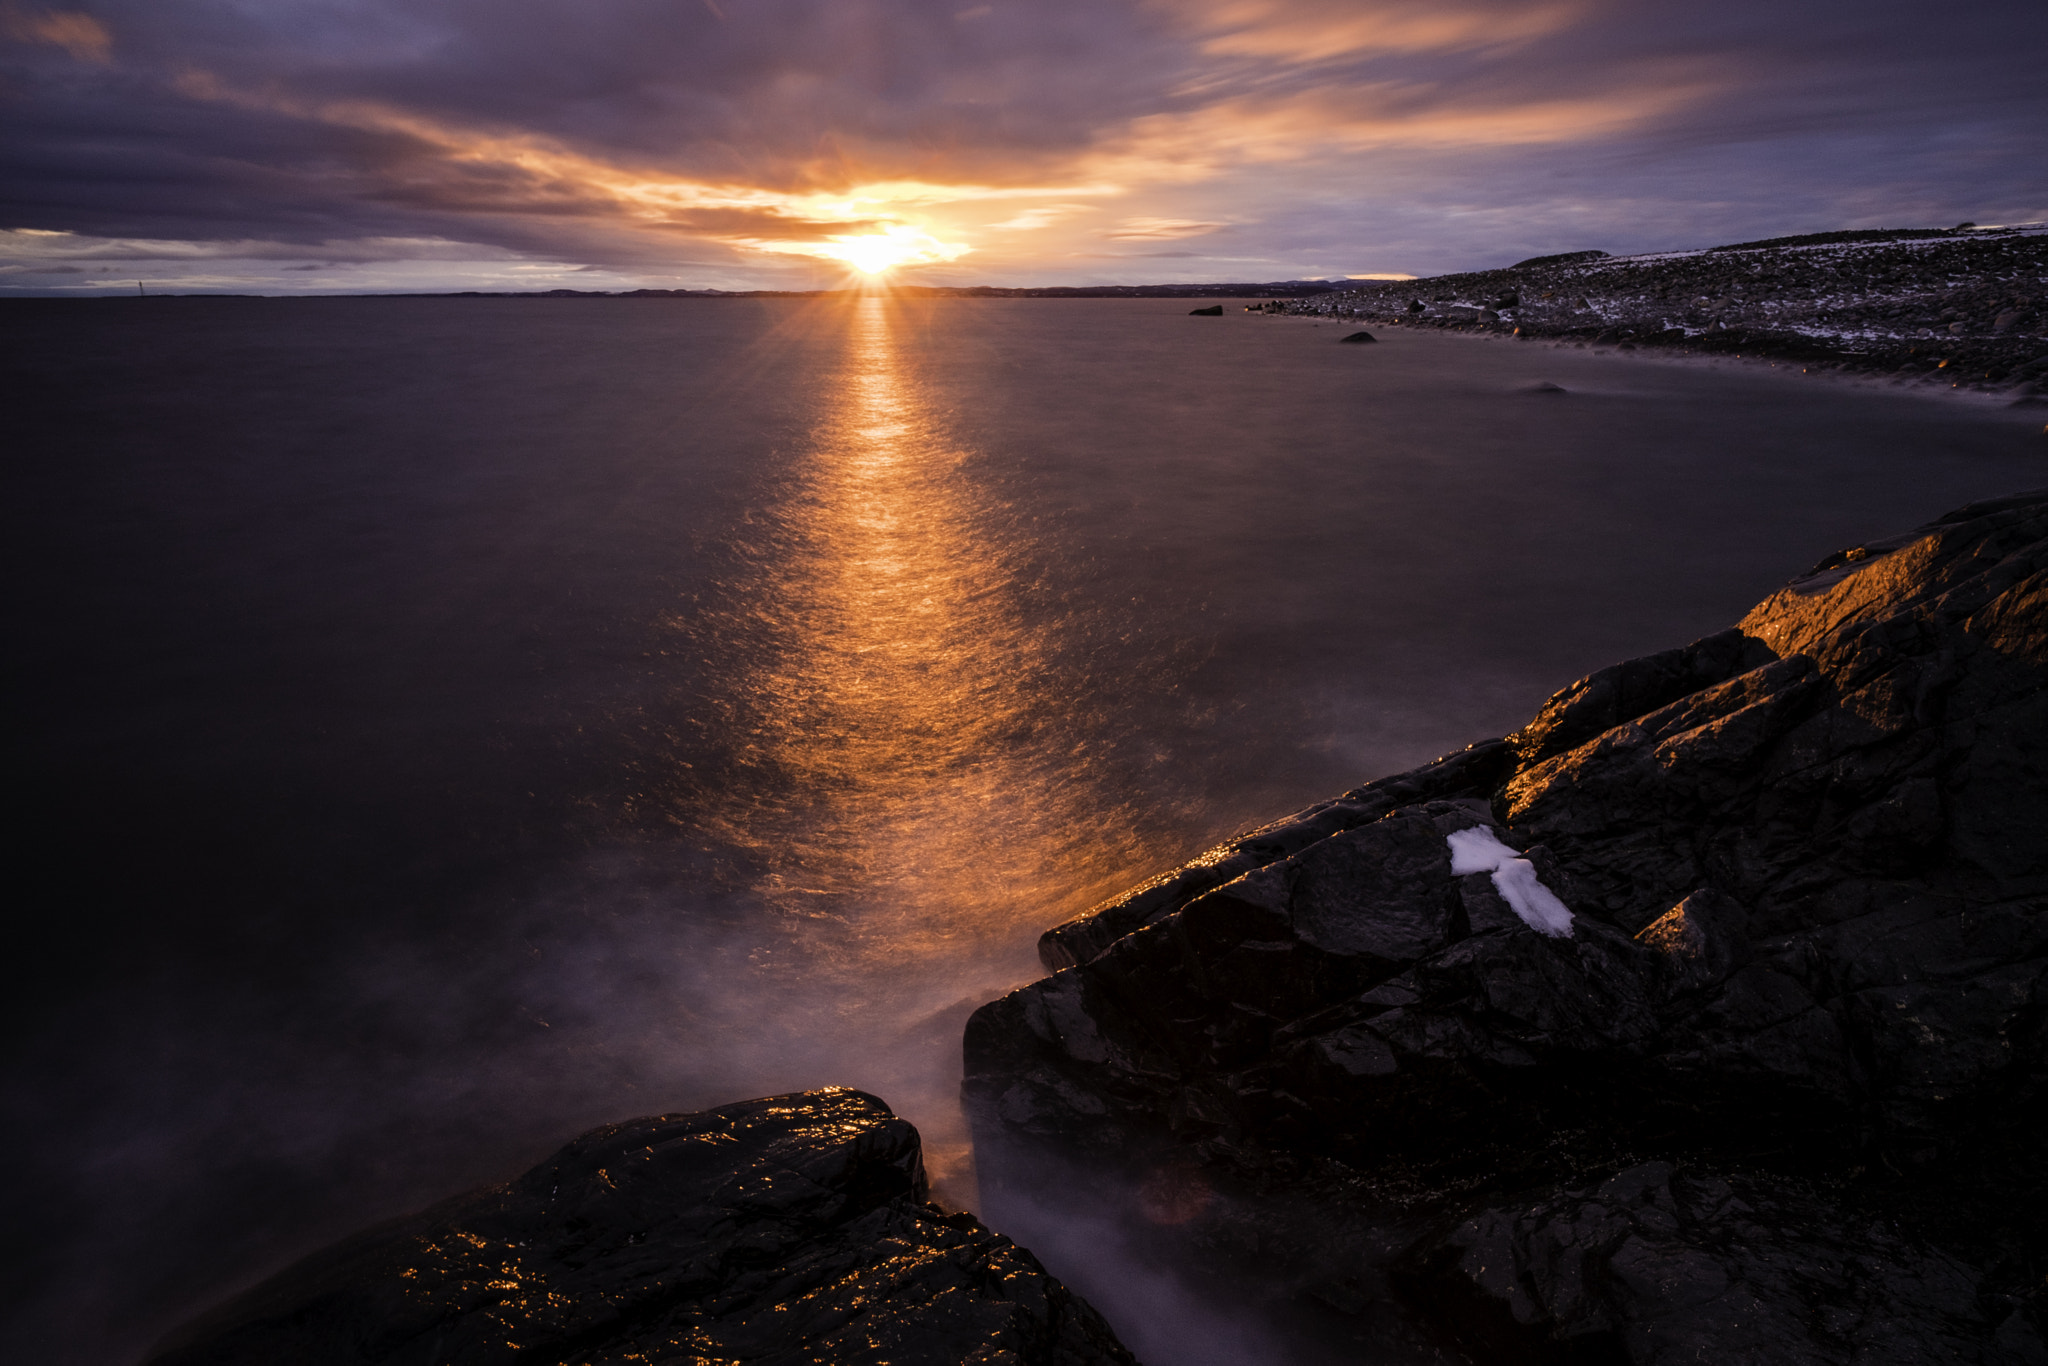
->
<box><xmin>669</xmin><ymin>291</ymin><xmax>1165</xmax><ymax>1200</ymax></box>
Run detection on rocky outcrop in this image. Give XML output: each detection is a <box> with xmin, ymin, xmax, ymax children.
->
<box><xmin>965</xmin><ymin>490</ymin><xmax>2048</xmax><ymax>1364</ymax></box>
<box><xmin>1280</xmin><ymin>224</ymin><xmax>2048</xmax><ymax>392</ymax></box>
<box><xmin>147</xmin><ymin>1089</ymin><xmax>1136</xmax><ymax>1366</ymax></box>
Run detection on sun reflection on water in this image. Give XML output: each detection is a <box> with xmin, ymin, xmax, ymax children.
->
<box><xmin>651</xmin><ymin>294</ymin><xmax>1178</xmax><ymax>1195</ymax></box>
<box><xmin>700</xmin><ymin>295</ymin><xmax>1156</xmax><ymax>952</ymax></box>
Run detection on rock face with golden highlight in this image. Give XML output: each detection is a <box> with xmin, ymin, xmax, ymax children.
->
<box><xmin>965</xmin><ymin>489</ymin><xmax>2048</xmax><ymax>1364</ymax></box>
<box><xmin>147</xmin><ymin>1089</ymin><xmax>1136</xmax><ymax>1366</ymax></box>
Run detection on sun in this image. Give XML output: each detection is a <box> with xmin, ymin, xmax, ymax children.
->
<box><xmin>814</xmin><ymin>224</ymin><xmax>968</xmax><ymax>276</ymax></box>
<box><xmin>836</xmin><ymin>233</ymin><xmax>920</xmax><ymax>275</ymax></box>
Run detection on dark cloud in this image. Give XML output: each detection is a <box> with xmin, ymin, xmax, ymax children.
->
<box><xmin>1</xmin><ymin>0</ymin><xmax>2042</xmax><ymax>289</ymax></box>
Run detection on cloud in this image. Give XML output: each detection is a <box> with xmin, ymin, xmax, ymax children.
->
<box><xmin>0</xmin><ymin>0</ymin><xmax>2041</xmax><ymax>289</ymax></box>
<box><xmin>988</xmin><ymin>203</ymin><xmax>1095</xmax><ymax>231</ymax></box>
<box><xmin>1105</xmin><ymin>217</ymin><xmax>1226</xmax><ymax>239</ymax></box>
<box><xmin>1165</xmin><ymin>0</ymin><xmax>1587</xmax><ymax>63</ymax></box>
<box><xmin>1</xmin><ymin>3</ymin><xmax>110</xmax><ymax>62</ymax></box>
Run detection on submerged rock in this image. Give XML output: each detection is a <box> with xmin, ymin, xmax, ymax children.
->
<box><xmin>148</xmin><ymin>1089</ymin><xmax>1136</xmax><ymax>1366</ymax></box>
<box><xmin>965</xmin><ymin>489</ymin><xmax>2048</xmax><ymax>1364</ymax></box>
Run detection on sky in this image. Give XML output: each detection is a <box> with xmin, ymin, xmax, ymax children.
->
<box><xmin>2</xmin><ymin>0</ymin><xmax>2044</xmax><ymax>294</ymax></box>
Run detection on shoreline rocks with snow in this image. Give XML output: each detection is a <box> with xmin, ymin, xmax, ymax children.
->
<box><xmin>145</xmin><ymin>1089</ymin><xmax>1136</xmax><ymax>1366</ymax></box>
<box><xmin>964</xmin><ymin>490</ymin><xmax>2048</xmax><ymax>1363</ymax></box>
<box><xmin>1278</xmin><ymin>224</ymin><xmax>2048</xmax><ymax>402</ymax></box>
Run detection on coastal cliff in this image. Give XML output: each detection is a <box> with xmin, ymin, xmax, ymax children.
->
<box><xmin>965</xmin><ymin>489</ymin><xmax>2048</xmax><ymax>1363</ymax></box>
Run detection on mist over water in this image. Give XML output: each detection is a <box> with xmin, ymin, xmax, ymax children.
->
<box><xmin>4</xmin><ymin>293</ymin><xmax>2040</xmax><ymax>1364</ymax></box>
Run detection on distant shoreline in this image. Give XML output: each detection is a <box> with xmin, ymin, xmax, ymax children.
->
<box><xmin>0</xmin><ymin>280</ymin><xmax>1351</xmax><ymax>303</ymax></box>
<box><xmin>1273</xmin><ymin>222</ymin><xmax>2048</xmax><ymax>397</ymax></box>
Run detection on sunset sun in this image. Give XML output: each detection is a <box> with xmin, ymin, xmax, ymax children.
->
<box><xmin>813</xmin><ymin>224</ymin><xmax>968</xmax><ymax>276</ymax></box>
<box><xmin>835</xmin><ymin>233</ymin><xmax>916</xmax><ymax>274</ymax></box>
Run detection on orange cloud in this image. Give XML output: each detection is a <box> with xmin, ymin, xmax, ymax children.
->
<box><xmin>2</xmin><ymin>3</ymin><xmax>111</xmax><ymax>62</ymax></box>
<box><xmin>1165</xmin><ymin>0</ymin><xmax>1586</xmax><ymax>62</ymax></box>
<box><xmin>1105</xmin><ymin>217</ymin><xmax>1227</xmax><ymax>239</ymax></box>
<box><xmin>147</xmin><ymin>22</ymin><xmax>1714</xmax><ymax>283</ymax></box>
<box><xmin>1089</xmin><ymin>74</ymin><xmax>1718</xmax><ymax>182</ymax></box>
<box><xmin>166</xmin><ymin>70</ymin><xmax>1117</xmax><ymax>267</ymax></box>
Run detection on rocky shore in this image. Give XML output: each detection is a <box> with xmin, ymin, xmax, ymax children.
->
<box><xmin>146</xmin><ymin>1090</ymin><xmax>1136</xmax><ymax>1366</ymax></box>
<box><xmin>966</xmin><ymin>490</ymin><xmax>2048</xmax><ymax>1363</ymax></box>
<box><xmin>148</xmin><ymin>491</ymin><xmax>2046</xmax><ymax>1366</ymax></box>
<box><xmin>1276</xmin><ymin>225</ymin><xmax>2048</xmax><ymax>402</ymax></box>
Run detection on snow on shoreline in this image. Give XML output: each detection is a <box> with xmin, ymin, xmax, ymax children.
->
<box><xmin>1278</xmin><ymin>225</ymin><xmax>2048</xmax><ymax>400</ymax></box>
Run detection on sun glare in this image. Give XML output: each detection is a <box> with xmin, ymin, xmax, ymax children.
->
<box><xmin>839</xmin><ymin>235</ymin><xmax>917</xmax><ymax>274</ymax></box>
<box><xmin>813</xmin><ymin>224</ymin><xmax>969</xmax><ymax>276</ymax></box>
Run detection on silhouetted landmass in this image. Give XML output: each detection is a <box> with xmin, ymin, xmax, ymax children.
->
<box><xmin>3</xmin><ymin>280</ymin><xmax>1352</xmax><ymax>303</ymax></box>
<box><xmin>1508</xmin><ymin>248</ymin><xmax>1612</xmax><ymax>269</ymax></box>
<box><xmin>486</xmin><ymin>281</ymin><xmax>1350</xmax><ymax>299</ymax></box>
<box><xmin>1708</xmin><ymin>227</ymin><xmax>1964</xmax><ymax>252</ymax></box>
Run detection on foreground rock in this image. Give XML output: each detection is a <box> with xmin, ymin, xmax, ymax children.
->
<box><xmin>148</xmin><ymin>1089</ymin><xmax>1136</xmax><ymax>1366</ymax></box>
<box><xmin>966</xmin><ymin>490</ymin><xmax>2048</xmax><ymax>1363</ymax></box>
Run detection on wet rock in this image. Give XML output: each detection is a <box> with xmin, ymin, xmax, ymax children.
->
<box><xmin>148</xmin><ymin>1090</ymin><xmax>1136</xmax><ymax>1366</ymax></box>
<box><xmin>1188</xmin><ymin>304</ymin><xmax>1224</xmax><ymax>316</ymax></box>
<box><xmin>1404</xmin><ymin>1163</ymin><xmax>1997</xmax><ymax>1365</ymax></box>
<box><xmin>966</xmin><ymin>490</ymin><xmax>2048</xmax><ymax>1364</ymax></box>
<box><xmin>1035</xmin><ymin>741</ymin><xmax>1513</xmax><ymax>971</ymax></box>
<box><xmin>1340</xmin><ymin>331</ymin><xmax>1378</xmax><ymax>344</ymax></box>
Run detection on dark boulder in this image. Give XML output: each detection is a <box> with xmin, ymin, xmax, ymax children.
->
<box><xmin>965</xmin><ymin>490</ymin><xmax>2048</xmax><ymax>1363</ymax></box>
<box><xmin>1188</xmin><ymin>304</ymin><xmax>1224</xmax><ymax>316</ymax></box>
<box><xmin>1403</xmin><ymin>1162</ymin><xmax>2018</xmax><ymax>1365</ymax></box>
<box><xmin>148</xmin><ymin>1089</ymin><xmax>1136</xmax><ymax>1366</ymax></box>
<box><xmin>1340</xmin><ymin>331</ymin><xmax>1378</xmax><ymax>344</ymax></box>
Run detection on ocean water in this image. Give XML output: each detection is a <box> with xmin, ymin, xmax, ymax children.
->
<box><xmin>4</xmin><ymin>293</ymin><xmax>2041</xmax><ymax>1363</ymax></box>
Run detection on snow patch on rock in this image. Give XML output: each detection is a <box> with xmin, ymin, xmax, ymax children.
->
<box><xmin>1446</xmin><ymin>827</ymin><xmax>1575</xmax><ymax>937</ymax></box>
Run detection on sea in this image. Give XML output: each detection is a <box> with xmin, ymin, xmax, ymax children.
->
<box><xmin>5</xmin><ymin>292</ymin><xmax>2042</xmax><ymax>1364</ymax></box>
